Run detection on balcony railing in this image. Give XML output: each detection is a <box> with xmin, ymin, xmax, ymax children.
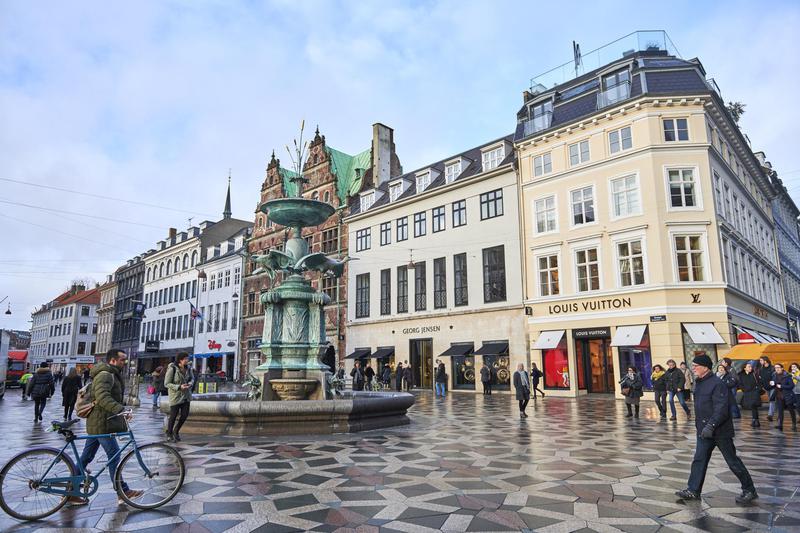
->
<box><xmin>597</xmin><ymin>80</ymin><xmax>631</xmax><ymax>109</ymax></box>
<box><xmin>522</xmin><ymin>112</ymin><xmax>553</xmax><ymax>136</ymax></box>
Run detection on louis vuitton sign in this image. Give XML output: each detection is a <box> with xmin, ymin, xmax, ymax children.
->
<box><xmin>548</xmin><ymin>297</ymin><xmax>632</xmax><ymax>315</ymax></box>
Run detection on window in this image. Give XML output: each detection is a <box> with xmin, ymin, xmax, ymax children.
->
<box><xmin>210</xmin><ymin>276</ymin><xmax>216</xmax><ymax>291</ymax></box>
<box><xmin>359</xmin><ymin>192</ymin><xmax>375</xmax><ymax>212</ymax></box>
<box><xmin>608</xmin><ymin>126</ymin><xmax>632</xmax><ymax>154</ymax></box>
<box><xmin>569</xmin><ymin>140</ymin><xmax>590</xmax><ymax>166</ymax></box>
<box><xmin>534</xmin><ymin>196</ymin><xmax>557</xmax><ymax>233</ymax></box>
<box><xmin>78</xmin><ymin>342</ymin><xmax>86</xmax><ymax>355</ymax></box>
<box><xmin>247</xmin><ymin>293</ymin><xmax>255</xmax><ymax>317</ymax></box>
<box><xmin>231</xmin><ymin>299</ymin><xmax>238</xmax><ymax>328</ymax></box>
<box><xmin>575</xmin><ymin>248</ymin><xmax>600</xmax><ymax>292</ymax></box>
<box><xmin>413</xmin><ymin>212</ymin><xmax>426</xmax><ymax>237</ymax></box>
<box><xmin>663</xmin><ymin>118</ymin><xmax>689</xmax><ymax>141</ymax></box>
<box><xmin>176</xmin><ymin>316</ymin><xmax>183</xmax><ymax>338</ymax></box>
<box><xmin>92</xmin><ymin>323</ymin><xmax>97</xmax><ymax>335</ymax></box>
<box><xmin>617</xmin><ymin>239</ymin><xmax>645</xmax><ymax>286</ymax></box>
<box><xmin>397</xmin><ymin>266</ymin><xmax>408</xmax><ymax>313</ymax></box>
<box><xmin>731</xmin><ymin>246</ymin><xmax>741</xmax><ymax>288</ymax></box>
<box><xmin>668</xmin><ymin>168</ymin><xmax>697</xmax><ymax>208</ymax></box>
<box><xmin>600</xmin><ymin>69</ymin><xmax>630</xmax><ymax>106</ymax></box>
<box><xmin>533</xmin><ymin>152</ymin><xmax>552</xmax><ymax>177</ymax></box>
<box><xmin>538</xmin><ymin>254</ymin><xmax>560</xmax><ymax>296</ymax></box>
<box><xmin>179</xmin><ymin>284</ymin><xmax>185</xmax><ymax>301</ymax></box>
<box><xmin>214</xmin><ymin>303</ymin><xmax>221</xmax><ymax>332</ymax></box>
<box><xmin>434</xmin><ymin>257</ymin><xmax>447</xmax><ymax>309</ymax></box>
<box><xmin>222</xmin><ymin>302</ymin><xmax>228</xmax><ymax>330</ymax></box>
<box><xmin>79</xmin><ymin>323</ymin><xmax>88</xmax><ymax>334</ymax></box>
<box><xmin>570</xmin><ymin>186</ymin><xmax>595</xmax><ymax>225</ymax></box>
<box><xmin>224</xmin><ymin>270</ymin><xmax>231</xmax><ymax>287</ymax></box>
<box><xmin>322</xmin><ymin>277</ymin><xmax>338</xmax><ymax>301</ymax></box>
<box><xmin>355</xmin><ymin>228</ymin><xmax>371</xmax><ymax>251</ymax></box>
<box><xmin>482</xmin><ymin>146</ymin><xmax>505</xmax><ymax>171</ymax></box>
<box><xmin>414</xmin><ymin>261</ymin><xmax>426</xmax><ymax>311</ymax></box>
<box><xmin>380</xmin><ymin>269</ymin><xmax>391</xmax><ymax>315</ymax></box>
<box><xmin>454</xmin><ymin>253</ymin><xmax>468</xmax><ymax>306</ymax></box>
<box><xmin>526</xmin><ymin>100</ymin><xmax>553</xmax><ymax>133</ymax></box>
<box><xmin>322</xmin><ymin>228</ymin><xmax>338</xmax><ymax>254</ymax></box>
<box><xmin>192</xmin><ymin>279</ymin><xmax>197</xmax><ymax>298</ymax></box>
<box><xmin>452</xmin><ymin>200</ymin><xmax>467</xmax><ymax>227</ymax></box>
<box><xmin>389</xmin><ymin>182</ymin><xmax>403</xmax><ymax>202</ymax></box>
<box><xmin>432</xmin><ymin>206</ymin><xmax>446</xmax><ymax>233</ymax></box>
<box><xmin>482</xmin><ymin>246</ymin><xmax>506</xmax><ymax>303</ymax></box>
<box><xmin>396</xmin><ymin>217</ymin><xmax>408</xmax><ymax>241</ymax></box>
<box><xmin>610</xmin><ymin>175</ymin><xmax>640</xmax><ymax>218</ymax></box>
<box><xmin>81</xmin><ymin>306</ymin><xmax>90</xmax><ymax>316</ymax></box>
<box><xmin>416</xmin><ymin>172</ymin><xmax>431</xmax><ymax>193</ymax></box>
<box><xmin>445</xmin><ymin>161</ymin><xmax>461</xmax><ymax>183</ymax></box>
<box><xmin>674</xmin><ymin>235</ymin><xmax>705</xmax><ymax>282</ymax></box>
<box><xmin>480</xmin><ymin>189</ymin><xmax>503</xmax><ymax>220</ymax></box>
<box><xmin>355</xmin><ymin>273</ymin><xmax>370</xmax><ymax>318</ymax></box>
<box><xmin>379</xmin><ymin>222</ymin><xmax>391</xmax><ymax>246</ymax></box>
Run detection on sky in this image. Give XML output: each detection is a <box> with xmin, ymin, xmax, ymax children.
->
<box><xmin>1</xmin><ymin>0</ymin><xmax>800</xmax><ymax>331</ymax></box>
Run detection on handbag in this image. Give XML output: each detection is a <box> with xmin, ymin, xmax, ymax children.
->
<box><xmin>147</xmin><ymin>385</ymin><xmax>156</xmax><ymax>395</ymax></box>
<box><xmin>621</xmin><ymin>387</ymin><xmax>631</xmax><ymax>396</ymax></box>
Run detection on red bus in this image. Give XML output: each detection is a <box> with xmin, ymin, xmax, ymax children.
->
<box><xmin>7</xmin><ymin>351</ymin><xmax>28</xmax><ymax>387</ymax></box>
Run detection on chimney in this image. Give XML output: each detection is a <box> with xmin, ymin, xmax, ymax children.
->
<box><xmin>168</xmin><ymin>227</ymin><xmax>177</xmax><ymax>241</ymax></box>
<box><xmin>372</xmin><ymin>123</ymin><xmax>395</xmax><ymax>187</ymax></box>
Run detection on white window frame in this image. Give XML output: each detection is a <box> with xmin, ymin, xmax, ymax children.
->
<box><xmin>568</xmin><ymin>139</ymin><xmax>590</xmax><ymax>166</ymax></box>
<box><xmin>416</xmin><ymin>171</ymin><xmax>432</xmax><ymax>193</ymax></box>
<box><xmin>534</xmin><ymin>247</ymin><xmax>562</xmax><ymax>298</ymax></box>
<box><xmin>611</xmin><ymin>232</ymin><xmax>648</xmax><ymax>288</ymax></box>
<box><xmin>569</xmin><ymin>184</ymin><xmax>596</xmax><ymax>227</ymax></box>
<box><xmin>665</xmin><ymin>166</ymin><xmax>703</xmax><ymax>211</ymax></box>
<box><xmin>532</xmin><ymin>152</ymin><xmax>552</xmax><ymax>178</ymax></box>
<box><xmin>669</xmin><ymin>228</ymin><xmax>710</xmax><ymax>284</ymax></box>
<box><xmin>608</xmin><ymin>172</ymin><xmax>642</xmax><ymax>220</ymax></box>
<box><xmin>481</xmin><ymin>145</ymin><xmax>505</xmax><ymax>172</ymax></box>
<box><xmin>533</xmin><ymin>194</ymin><xmax>558</xmax><ymax>235</ymax></box>
<box><xmin>608</xmin><ymin>125</ymin><xmax>632</xmax><ymax>154</ymax></box>
<box><xmin>571</xmin><ymin>242</ymin><xmax>602</xmax><ymax>293</ymax></box>
<box><xmin>359</xmin><ymin>192</ymin><xmax>375</xmax><ymax>212</ymax></box>
<box><xmin>389</xmin><ymin>181</ymin><xmax>403</xmax><ymax>202</ymax></box>
<box><xmin>445</xmin><ymin>161</ymin><xmax>462</xmax><ymax>184</ymax></box>
<box><xmin>663</xmin><ymin>117</ymin><xmax>690</xmax><ymax>142</ymax></box>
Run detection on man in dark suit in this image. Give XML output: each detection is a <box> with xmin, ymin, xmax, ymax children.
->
<box><xmin>675</xmin><ymin>354</ymin><xmax>757</xmax><ymax>504</ymax></box>
<box><xmin>513</xmin><ymin>363</ymin><xmax>531</xmax><ymax>418</ymax></box>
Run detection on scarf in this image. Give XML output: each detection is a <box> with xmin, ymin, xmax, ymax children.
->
<box><xmin>651</xmin><ymin>370</ymin><xmax>665</xmax><ymax>381</ymax></box>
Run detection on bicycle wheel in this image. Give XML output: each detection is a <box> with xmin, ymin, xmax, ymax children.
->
<box><xmin>115</xmin><ymin>443</ymin><xmax>185</xmax><ymax>509</ymax></box>
<box><xmin>0</xmin><ymin>447</ymin><xmax>77</xmax><ymax>521</ymax></box>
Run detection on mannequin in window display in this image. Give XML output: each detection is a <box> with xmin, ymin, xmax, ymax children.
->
<box><xmin>559</xmin><ymin>366</ymin><xmax>570</xmax><ymax>388</ymax></box>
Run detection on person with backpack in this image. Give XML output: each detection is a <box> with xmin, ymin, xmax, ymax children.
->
<box><xmin>164</xmin><ymin>352</ymin><xmax>194</xmax><ymax>442</ymax></box>
<box><xmin>61</xmin><ymin>367</ymin><xmax>82</xmax><ymax>420</ymax></box>
<box><xmin>73</xmin><ymin>349</ymin><xmax>142</xmax><ymax>506</ymax></box>
<box><xmin>27</xmin><ymin>362</ymin><xmax>55</xmax><ymax>422</ymax></box>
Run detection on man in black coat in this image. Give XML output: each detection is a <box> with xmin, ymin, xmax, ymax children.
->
<box><xmin>675</xmin><ymin>354</ymin><xmax>757</xmax><ymax>504</ymax></box>
<box><xmin>513</xmin><ymin>364</ymin><xmax>531</xmax><ymax>418</ymax></box>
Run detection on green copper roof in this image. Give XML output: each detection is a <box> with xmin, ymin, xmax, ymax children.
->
<box><xmin>279</xmin><ymin>166</ymin><xmax>300</xmax><ymax>197</ymax></box>
<box><xmin>326</xmin><ymin>146</ymin><xmax>371</xmax><ymax>204</ymax></box>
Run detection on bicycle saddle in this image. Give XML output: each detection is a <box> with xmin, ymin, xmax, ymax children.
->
<box><xmin>51</xmin><ymin>419</ymin><xmax>80</xmax><ymax>430</ymax></box>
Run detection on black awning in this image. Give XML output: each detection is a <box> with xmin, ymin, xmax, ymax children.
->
<box><xmin>345</xmin><ymin>348</ymin><xmax>372</xmax><ymax>359</ymax></box>
<box><xmin>473</xmin><ymin>342</ymin><xmax>509</xmax><ymax>356</ymax></box>
<box><xmin>371</xmin><ymin>347</ymin><xmax>395</xmax><ymax>359</ymax></box>
<box><xmin>439</xmin><ymin>343</ymin><xmax>474</xmax><ymax>357</ymax></box>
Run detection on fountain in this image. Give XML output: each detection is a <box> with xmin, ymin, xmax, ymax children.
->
<box><xmin>160</xmin><ymin>123</ymin><xmax>415</xmax><ymax>436</ymax></box>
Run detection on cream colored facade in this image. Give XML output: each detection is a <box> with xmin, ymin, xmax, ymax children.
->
<box><xmin>345</xmin><ymin>139</ymin><xmax>527</xmax><ymax>393</ymax></box>
<box><xmin>96</xmin><ymin>277</ymin><xmax>118</xmax><ymax>356</ymax></box>
<box><xmin>517</xmin><ymin>95</ymin><xmax>786</xmax><ymax>398</ymax></box>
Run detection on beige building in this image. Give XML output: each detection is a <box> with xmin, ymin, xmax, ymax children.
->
<box><xmin>345</xmin><ymin>135</ymin><xmax>527</xmax><ymax>393</ymax></box>
<box><xmin>514</xmin><ymin>32</ymin><xmax>786</xmax><ymax>397</ymax></box>
<box><xmin>96</xmin><ymin>275</ymin><xmax>118</xmax><ymax>356</ymax></box>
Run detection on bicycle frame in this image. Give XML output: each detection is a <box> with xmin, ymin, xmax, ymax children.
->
<box><xmin>34</xmin><ymin>430</ymin><xmax>149</xmax><ymax>498</ymax></box>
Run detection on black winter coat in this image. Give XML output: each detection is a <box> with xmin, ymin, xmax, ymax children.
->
<box><xmin>395</xmin><ymin>365</ymin><xmax>403</xmax><ymax>387</ymax></box>
<box><xmin>620</xmin><ymin>373</ymin><xmax>644</xmax><ymax>398</ymax></box>
<box><xmin>693</xmin><ymin>372</ymin><xmax>733</xmax><ymax>438</ymax></box>
<box><xmin>61</xmin><ymin>375</ymin><xmax>82</xmax><ymax>407</ymax></box>
<box><xmin>767</xmin><ymin>372</ymin><xmax>796</xmax><ymax>407</ymax></box>
<box><xmin>480</xmin><ymin>366</ymin><xmax>491</xmax><ymax>383</ymax></box>
<box><xmin>738</xmin><ymin>371</ymin><xmax>762</xmax><ymax>409</ymax></box>
<box><xmin>758</xmin><ymin>365</ymin><xmax>773</xmax><ymax>397</ymax></box>
<box><xmin>664</xmin><ymin>367</ymin><xmax>685</xmax><ymax>392</ymax></box>
<box><xmin>651</xmin><ymin>372</ymin><xmax>667</xmax><ymax>392</ymax></box>
<box><xmin>435</xmin><ymin>364</ymin><xmax>447</xmax><ymax>383</ymax></box>
<box><xmin>513</xmin><ymin>370</ymin><xmax>530</xmax><ymax>400</ymax></box>
<box><xmin>27</xmin><ymin>368</ymin><xmax>55</xmax><ymax>399</ymax></box>
<box><xmin>531</xmin><ymin>368</ymin><xmax>543</xmax><ymax>386</ymax></box>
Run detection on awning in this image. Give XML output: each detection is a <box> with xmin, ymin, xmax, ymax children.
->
<box><xmin>532</xmin><ymin>330</ymin><xmax>565</xmax><ymax>350</ymax></box>
<box><xmin>371</xmin><ymin>347</ymin><xmax>395</xmax><ymax>359</ymax></box>
<box><xmin>192</xmin><ymin>352</ymin><xmax>233</xmax><ymax>359</ymax></box>
<box><xmin>439</xmin><ymin>343</ymin><xmax>474</xmax><ymax>357</ymax></box>
<box><xmin>683</xmin><ymin>323</ymin><xmax>725</xmax><ymax>344</ymax></box>
<box><xmin>474</xmin><ymin>341</ymin><xmax>509</xmax><ymax>356</ymax></box>
<box><xmin>611</xmin><ymin>325</ymin><xmax>648</xmax><ymax>347</ymax></box>
<box><xmin>735</xmin><ymin>326</ymin><xmax>771</xmax><ymax>344</ymax></box>
<box><xmin>345</xmin><ymin>348</ymin><xmax>371</xmax><ymax>359</ymax></box>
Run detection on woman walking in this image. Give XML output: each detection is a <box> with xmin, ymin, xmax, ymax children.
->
<box><xmin>151</xmin><ymin>366</ymin><xmax>164</xmax><ymax>408</ymax></box>
<box><xmin>651</xmin><ymin>364</ymin><xmax>667</xmax><ymax>419</ymax></box>
<box><xmin>395</xmin><ymin>362</ymin><xmax>403</xmax><ymax>391</ymax></box>
<box><xmin>620</xmin><ymin>366</ymin><xmax>643</xmax><ymax>418</ymax></box>
<box><xmin>758</xmin><ymin>357</ymin><xmax>775</xmax><ymax>421</ymax></box>
<box><xmin>679</xmin><ymin>361</ymin><xmax>694</xmax><ymax>401</ymax></box>
<box><xmin>739</xmin><ymin>361</ymin><xmax>762</xmax><ymax>428</ymax></box>
<box><xmin>164</xmin><ymin>352</ymin><xmax>194</xmax><ymax>442</ymax></box>
<box><xmin>61</xmin><ymin>368</ymin><xmax>82</xmax><ymax>420</ymax></box>
<box><xmin>767</xmin><ymin>363</ymin><xmax>797</xmax><ymax>432</ymax></box>
<box><xmin>27</xmin><ymin>362</ymin><xmax>55</xmax><ymax>423</ymax></box>
<box><xmin>530</xmin><ymin>362</ymin><xmax>545</xmax><ymax>398</ymax></box>
<box><xmin>665</xmin><ymin>359</ymin><xmax>691</xmax><ymax>420</ymax></box>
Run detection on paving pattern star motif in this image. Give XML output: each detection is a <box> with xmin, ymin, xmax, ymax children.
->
<box><xmin>0</xmin><ymin>389</ymin><xmax>798</xmax><ymax>532</ymax></box>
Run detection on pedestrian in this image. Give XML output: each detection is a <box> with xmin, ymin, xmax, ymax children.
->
<box><xmin>336</xmin><ymin>363</ymin><xmax>345</xmax><ymax>380</ymax></box>
<box><xmin>151</xmin><ymin>366</ymin><xmax>164</xmax><ymax>408</ymax></box>
<box><xmin>164</xmin><ymin>352</ymin><xmax>194</xmax><ymax>442</ymax></box>
<box><xmin>789</xmin><ymin>362</ymin><xmax>800</xmax><ymax>388</ymax></box>
<box><xmin>738</xmin><ymin>361</ymin><xmax>762</xmax><ymax>428</ymax></box>
<box><xmin>758</xmin><ymin>356</ymin><xmax>775</xmax><ymax>421</ymax></box>
<box><xmin>435</xmin><ymin>360</ymin><xmax>447</xmax><ymax>397</ymax></box>
<box><xmin>651</xmin><ymin>364</ymin><xmax>667</xmax><ymax>419</ymax></box>
<box><xmin>350</xmin><ymin>361</ymin><xmax>365</xmax><ymax>391</ymax></box>
<box><xmin>619</xmin><ymin>366</ymin><xmax>643</xmax><ymax>418</ymax></box>
<box><xmin>767</xmin><ymin>363</ymin><xmax>797</xmax><ymax>432</ymax></box>
<box><xmin>381</xmin><ymin>363</ymin><xmax>392</xmax><ymax>387</ymax></box>
<box><xmin>27</xmin><ymin>362</ymin><xmax>55</xmax><ymax>423</ymax></box>
<box><xmin>82</xmin><ymin>367</ymin><xmax>91</xmax><ymax>387</ymax></box>
<box><xmin>680</xmin><ymin>361</ymin><xmax>694</xmax><ymax>401</ymax></box>
<box><xmin>665</xmin><ymin>359</ymin><xmax>691</xmax><ymax>420</ymax></box>
<box><xmin>480</xmin><ymin>362</ymin><xmax>491</xmax><ymax>395</ymax></box>
<box><xmin>530</xmin><ymin>362</ymin><xmax>545</xmax><ymax>398</ymax></box>
<box><xmin>721</xmin><ymin>357</ymin><xmax>741</xmax><ymax>419</ymax></box>
<box><xmin>675</xmin><ymin>354</ymin><xmax>757</xmax><ymax>504</ymax></box>
<box><xmin>395</xmin><ymin>362</ymin><xmax>403</xmax><ymax>391</ymax></box>
<box><xmin>402</xmin><ymin>363</ymin><xmax>413</xmax><ymax>392</ymax></box>
<box><xmin>513</xmin><ymin>363</ymin><xmax>531</xmax><ymax>418</ymax></box>
<box><xmin>364</xmin><ymin>361</ymin><xmax>375</xmax><ymax>390</ymax></box>
<box><xmin>74</xmin><ymin>349</ymin><xmax>142</xmax><ymax>506</ymax></box>
<box><xmin>61</xmin><ymin>367</ymin><xmax>82</xmax><ymax>420</ymax></box>
<box><xmin>19</xmin><ymin>370</ymin><xmax>33</xmax><ymax>400</ymax></box>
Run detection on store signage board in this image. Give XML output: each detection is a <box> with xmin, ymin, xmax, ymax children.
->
<box><xmin>650</xmin><ymin>315</ymin><xmax>667</xmax><ymax>322</ymax></box>
<box><xmin>548</xmin><ymin>297</ymin><xmax>632</xmax><ymax>315</ymax></box>
<box><xmin>573</xmin><ymin>327</ymin><xmax>611</xmax><ymax>339</ymax></box>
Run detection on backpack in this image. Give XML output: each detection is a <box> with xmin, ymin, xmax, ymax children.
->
<box><xmin>75</xmin><ymin>371</ymin><xmax>111</xmax><ymax>418</ymax></box>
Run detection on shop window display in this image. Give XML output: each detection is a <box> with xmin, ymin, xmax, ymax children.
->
<box><xmin>544</xmin><ymin>338</ymin><xmax>570</xmax><ymax>389</ymax></box>
<box><xmin>482</xmin><ymin>354</ymin><xmax>511</xmax><ymax>391</ymax></box>
<box><xmin>451</xmin><ymin>355</ymin><xmax>476</xmax><ymax>390</ymax></box>
<box><xmin>681</xmin><ymin>329</ymin><xmax>717</xmax><ymax>366</ymax></box>
<box><xmin>618</xmin><ymin>330</ymin><xmax>653</xmax><ymax>390</ymax></box>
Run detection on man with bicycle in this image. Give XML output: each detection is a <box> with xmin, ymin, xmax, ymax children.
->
<box><xmin>71</xmin><ymin>349</ymin><xmax>142</xmax><ymax>505</ymax></box>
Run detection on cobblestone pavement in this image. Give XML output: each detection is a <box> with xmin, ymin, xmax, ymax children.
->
<box><xmin>0</xmin><ymin>386</ymin><xmax>798</xmax><ymax>532</ymax></box>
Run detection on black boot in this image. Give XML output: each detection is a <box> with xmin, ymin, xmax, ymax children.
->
<box><xmin>634</xmin><ymin>405</ymin><xmax>640</xmax><ymax>418</ymax></box>
<box><xmin>625</xmin><ymin>404</ymin><xmax>633</xmax><ymax>417</ymax></box>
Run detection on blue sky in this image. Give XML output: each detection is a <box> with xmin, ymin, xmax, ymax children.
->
<box><xmin>1</xmin><ymin>0</ymin><xmax>799</xmax><ymax>330</ymax></box>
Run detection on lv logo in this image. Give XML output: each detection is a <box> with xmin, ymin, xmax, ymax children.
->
<box><xmin>691</xmin><ymin>293</ymin><xmax>701</xmax><ymax>303</ymax></box>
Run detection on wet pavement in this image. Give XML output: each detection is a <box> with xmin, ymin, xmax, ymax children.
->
<box><xmin>0</xmin><ymin>386</ymin><xmax>798</xmax><ymax>532</ymax></box>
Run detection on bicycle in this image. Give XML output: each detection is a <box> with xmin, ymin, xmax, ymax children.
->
<box><xmin>0</xmin><ymin>410</ymin><xmax>185</xmax><ymax>521</ymax></box>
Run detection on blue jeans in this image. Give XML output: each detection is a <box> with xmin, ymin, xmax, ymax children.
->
<box><xmin>152</xmin><ymin>391</ymin><xmax>160</xmax><ymax>407</ymax></box>
<box><xmin>668</xmin><ymin>391</ymin><xmax>690</xmax><ymax>416</ymax></box>
<box><xmin>79</xmin><ymin>436</ymin><xmax>129</xmax><ymax>491</ymax></box>
<box><xmin>435</xmin><ymin>382</ymin><xmax>446</xmax><ymax>396</ymax></box>
<box><xmin>687</xmin><ymin>436</ymin><xmax>754</xmax><ymax>494</ymax></box>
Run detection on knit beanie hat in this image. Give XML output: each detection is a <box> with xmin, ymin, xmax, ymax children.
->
<box><xmin>692</xmin><ymin>354</ymin><xmax>713</xmax><ymax>370</ymax></box>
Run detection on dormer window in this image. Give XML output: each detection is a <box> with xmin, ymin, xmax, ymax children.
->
<box><xmin>524</xmin><ymin>100</ymin><xmax>553</xmax><ymax>135</ymax></box>
<box><xmin>598</xmin><ymin>69</ymin><xmax>630</xmax><ymax>108</ymax></box>
<box><xmin>360</xmin><ymin>191</ymin><xmax>375</xmax><ymax>212</ymax></box>
<box><xmin>445</xmin><ymin>161</ymin><xmax>462</xmax><ymax>184</ymax></box>
<box><xmin>389</xmin><ymin>182</ymin><xmax>403</xmax><ymax>202</ymax></box>
<box><xmin>482</xmin><ymin>145</ymin><xmax>505</xmax><ymax>172</ymax></box>
<box><xmin>416</xmin><ymin>171</ymin><xmax>432</xmax><ymax>193</ymax></box>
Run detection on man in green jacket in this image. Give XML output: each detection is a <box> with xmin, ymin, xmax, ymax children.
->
<box><xmin>72</xmin><ymin>349</ymin><xmax>142</xmax><ymax>505</ymax></box>
<box><xmin>19</xmin><ymin>372</ymin><xmax>33</xmax><ymax>400</ymax></box>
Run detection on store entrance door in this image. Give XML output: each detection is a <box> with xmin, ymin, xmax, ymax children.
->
<box><xmin>409</xmin><ymin>338</ymin><xmax>433</xmax><ymax>389</ymax></box>
<box><xmin>577</xmin><ymin>336</ymin><xmax>614</xmax><ymax>393</ymax></box>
